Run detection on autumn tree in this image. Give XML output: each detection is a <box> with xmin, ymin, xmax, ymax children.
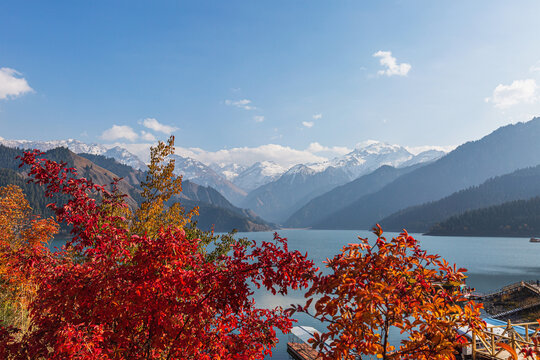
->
<box><xmin>131</xmin><ymin>136</ymin><xmax>198</xmax><ymax>239</ymax></box>
<box><xmin>0</xmin><ymin>185</ymin><xmax>58</xmax><ymax>334</ymax></box>
<box><xmin>290</xmin><ymin>225</ymin><xmax>485</xmax><ymax>360</ymax></box>
<box><xmin>129</xmin><ymin>136</ymin><xmax>242</xmax><ymax>261</ymax></box>
<box><xmin>0</xmin><ymin>148</ymin><xmax>317</xmax><ymax>359</ymax></box>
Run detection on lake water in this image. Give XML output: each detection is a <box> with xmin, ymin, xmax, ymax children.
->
<box><xmin>50</xmin><ymin>230</ymin><xmax>540</xmax><ymax>359</ymax></box>
<box><xmin>236</xmin><ymin>229</ymin><xmax>540</xmax><ymax>359</ymax></box>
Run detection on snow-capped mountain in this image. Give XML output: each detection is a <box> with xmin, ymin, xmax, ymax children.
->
<box><xmin>399</xmin><ymin>149</ymin><xmax>446</xmax><ymax>168</ymax></box>
<box><xmin>210</xmin><ymin>161</ymin><xmax>288</xmax><ymax>192</ymax></box>
<box><xmin>103</xmin><ymin>146</ymin><xmax>148</xmax><ymax>171</ymax></box>
<box><xmin>241</xmin><ymin>141</ymin><xmax>445</xmax><ymax>223</ymax></box>
<box><xmin>0</xmin><ymin>138</ymin><xmax>108</xmax><ymax>155</ymax></box>
<box><xmin>209</xmin><ymin>163</ymin><xmax>248</xmax><ymax>181</ymax></box>
<box><xmin>0</xmin><ymin>137</ymin><xmax>446</xmax><ymax>219</ymax></box>
<box><xmin>231</xmin><ymin>161</ymin><xmax>287</xmax><ymax>192</ymax></box>
<box><xmin>170</xmin><ymin>154</ymin><xmax>247</xmax><ymax>205</ymax></box>
<box><xmin>285</xmin><ymin>140</ymin><xmax>420</xmax><ymax>180</ymax></box>
<box><xmin>0</xmin><ymin>138</ymin><xmax>150</xmax><ymax>170</ymax></box>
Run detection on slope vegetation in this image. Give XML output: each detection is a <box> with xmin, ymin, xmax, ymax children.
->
<box><xmin>427</xmin><ymin>196</ymin><xmax>540</xmax><ymax>237</ymax></box>
<box><xmin>313</xmin><ymin>118</ymin><xmax>540</xmax><ymax>229</ymax></box>
<box><xmin>379</xmin><ymin>165</ymin><xmax>540</xmax><ymax>232</ymax></box>
<box><xmin>0</xmin><ymin>145</ymin><xmax>273</xmax><ymax>232</ymax></box>
<box><xmin>284</xmin><ymin>164</ymin><xmax>422</xmax><ymax>228</ymax></box>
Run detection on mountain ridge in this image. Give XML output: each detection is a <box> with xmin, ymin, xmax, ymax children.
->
<box><xmin>312</xmin><ymin>118</ymin><xmax>540</xmax><ymax>230</ymax></box>
<box><xmin>0</xmin><ymin>145</ymin><xmax>273</xmax><ymax>233</ymax></box>
<box><xmin>379</xmin><ymin>164</ymin><xmax>540</xmax><ymax>232</ymax></box>
<box><xmin>242</xmin><ymin>142</ymin><xmax>444</xmax><ymax>223</ymax></box>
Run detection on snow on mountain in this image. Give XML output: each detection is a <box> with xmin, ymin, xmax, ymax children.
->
<box><xmin>284</xmin><ymin>140</ymin><xmax>416</xmax><ymax>181</ymax></box>
<box><xmin>231</xmin><ymin>161</ymin><xmax>287</xmax><ymax>192</ymax></box>
<box><xmin>241</xmin><ymin>140</ymin><xmax>444</xmax><ymax>223</ymax></box>
<box><xmin>103</xmin><ymin>146</ymin><xmax>148</xmax><ymax>170</ymax></box>
<box><xmin>0</xmin><ymin>137</ymin><xmax>448</xmax><ymax>213</ymax></box>
<box><xmin>0</xmin><ymin>138</ymin><xmax>108</xmax><ymax>155</ymax></box>
<box><xmin>399</xmin><ymin>149</ymin><xmax>446</xmax><ymax>168</ymax></box>
<box><xmin>170</xmin><ymin>154</ymin><xmax>247</xmax><ymax>205</ymax></box>
<box><xmin>209</xmin><ymin>163</ymin><xmax>248</xmax><ymax>181</ymax></box>
<box><xmin>0</xmin><ymin>139</ymin><xmax>148</xmax><ymax>170</ymax></box>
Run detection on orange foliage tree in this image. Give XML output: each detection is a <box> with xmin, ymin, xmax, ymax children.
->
<box><xmin>0</xmin><ymin>185</ymin><xmax>58</xmax><ymax>333</ymax></box>
<box><xmin>290</xmin><ymin>225</ymin><xmax>485</xmax><ymax>360</ymax></box>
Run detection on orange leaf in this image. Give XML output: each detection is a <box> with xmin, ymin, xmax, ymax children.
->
<box><xmin>497</xmin><ymin>342</ymin><xmax>518</xmax><ymax>360</ymax></box>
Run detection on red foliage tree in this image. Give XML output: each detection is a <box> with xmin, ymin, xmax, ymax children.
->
<box><xmin>290</xmin><ymin>225</ymin><xmax>486</xmax><ymax>360</ymax></box>
<box><xmin>0</xmin><ymin>150</ymin><xmax>317</xmax><ymax>359</ymax></box>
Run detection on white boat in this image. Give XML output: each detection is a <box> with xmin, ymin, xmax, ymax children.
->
<box><xmin>530</xmin><ymin>237</ymin><xmax>540</xmax><ymax>242</ymax></box>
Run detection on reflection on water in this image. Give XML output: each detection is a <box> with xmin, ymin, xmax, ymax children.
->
<box><xmin>49</xmin><ymin>230</ymin><xmax>540</xmax><ymax>359</ymax></box>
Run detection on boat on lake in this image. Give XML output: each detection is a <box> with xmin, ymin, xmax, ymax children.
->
<box><xmin>530</xmin><ymin>237</ymin><xmax>540</xmax><ymax>242</ymax></box>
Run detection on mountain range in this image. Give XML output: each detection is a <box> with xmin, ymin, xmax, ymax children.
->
<box><xmin>0</xmin><ymin>144</ymin><xmax>273</xmax><ymax>233</ymax></box>
<box><xmin>0</xmin><ymin>138</ymin><xmax>445</xmax><ymax>213</ymax></box>
<box><xmin>284</xmin><ymin>163</ymin><xmax>425</xmax><ymax>228</ymax></box>
<box><xmin>311</xmin><ymin>117</ymin><xmax>540</xmax><ymax>230</ymax></box>
<box><xmin>379</xmin><ymin>164</ymin><xmax>540</xmax><ymax>232</ymax></box>
<box><xmin>240</xmin><ymin>143</ymin><xmax>444</xmax><ymax>222</ymax></box>
<box><xmin>4</xmin><ymin>117</ymin><xmax>540</xmax><ymax>237</ymax></box>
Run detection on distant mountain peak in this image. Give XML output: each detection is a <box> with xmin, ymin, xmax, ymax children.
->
<box><xmin>170</xmin><ymin>154</ymin><xmax>247</xmax><ymax>205</ymax></box>
<box><xmin>354</xmin><ymin>139</ymin><xmax>382</xmax><ymax>149</ymax></box>
<box><xmin>0</xmin><ymin>138</ymin><xmax>147</xmax><ymax>170</ymax></box>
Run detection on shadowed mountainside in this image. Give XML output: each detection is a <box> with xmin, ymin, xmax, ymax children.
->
<box><xmin>313</xmin><ymin>118</ymin><xmax>540</xmax><ymax>230</ymax></box>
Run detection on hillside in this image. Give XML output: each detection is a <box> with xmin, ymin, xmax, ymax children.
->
<box><xmin>43</xmin><ymin>147</ymin><xmax>142</xmax><ymax>209</ymax></box>
<box><xmin>83</xmin><ymin>152</ymin><xmax>271</xmax><ymax>230</ymax></box>
<box><xmin>242</xmin><ymin>165</ymin><xmax>350</xmax><ymax>223</ymax></box>
<box><xmin>0</xmin><ymin>145</ymin><xmax>141</xmax><ymax>209</ymax></box>
<box><xmin>170</xmin><ymin>154</ymin><xmax>247</xmax><ymax>206</ymax></box>
<box><xmin>427</xmin><ymin>196</ymin><xmax>540</xmax><ymax>237</ymax></box>
<box><xmin>313</xmin><ymin>117</ymin><xmax>540</xmax><ymax>230</ymax></box>
<box><xmin>78</xmin><ymin>153</ymin><xmax>147</xmax><ymax>187</ymax></box>
<box><xmin>284</xmin><ymin>164</ymin><xmax>422</xmax><ymax>228</ymax></box>
<box><xmin>379</xmin><ymin>165</ymin><xmax>540</xmax><ymax>232</ymax></box>
<box><xmin>241</xmin><ymin>142</ymin><xmax>440</xmax><ymax>223</ymax></box>
<box><xmin>0</xmin><ymin>145</ymin><xmax>273</xmax><ymax>233</ymax></box>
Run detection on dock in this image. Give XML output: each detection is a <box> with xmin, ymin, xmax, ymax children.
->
<box><xmin>466</xmin><ymin>318</ymin><xmax>540</xmax><ymax>359</ymax></box>
<box><xmin>287</xmin><ymin>326</ymin><xmax>323</xmax><ymax>360</ymax></box>
<box><xmin>469</xmin><ymin>280</ymin><xmax>540</xmax><ymax>322</ymax></box>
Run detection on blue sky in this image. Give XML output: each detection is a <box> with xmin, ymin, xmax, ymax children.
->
<box><xmin>2</xmin><ymin>1</ymin><xmax>540</xmax><ymax>165</ymax></box>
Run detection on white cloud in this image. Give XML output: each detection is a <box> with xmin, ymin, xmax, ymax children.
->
<box><xmin>312</xmin><ymin>113</ymin><xmax>322</xmax><ymax>120</ymax></box>
<box><xmin>485</xmin><ymin>79</ymin><xmax>538</xmax><ymax>109</ymax></box>
<box><xmin>141</xmin><ymin>131</ymin><xmax>156</xmax><ymax>141</ymax></box>
<box><xmin>174</xmin><ymin>144</ymin><xmax>328</xmax><ymax>168</ymax></box>
<box><xmin>530</xmin><ymin>61</ymin><xmax>540</xmax><ymax>73</ymax></box>
<box><xmin>0</xmin><ymin>68</ymin><xmax>33</xmax><ymax>100</ymax></box>
<box><xmin>405</xmin><ymin>145</ymin><xmax>456</xmax><ymax>155</ymax></box>
<box><xmin>224</xmin><ymin>99</ymin><xmax>256</xmax><ymax>110</ymax></box>
<box><xmin>141</xmin><ymin>118</ymin><xmax>178</xmax><ymax>134</ymax></box>
<box><xmin>253</xmin><ymin>115</ymin><xmax>265</xmax><ymax>123</ymax></box>
<box><xmin>307</xmin><ymin>142</ymin><xmax>351</xmax><ymax>156</ymax></box>
<box><xmin>302</xmin><ymin>121</ymin><xmax>314</xmax><ymax>128</ymax></box>
<box><xmin>373</xmin><ymin>51</ymin><xmax>411</xmax><ymax>77</ymax></box>
<box><xmin>101</xmin><ymin>125</ymin><xmax>139</xmax><ymax>141</ymax></box>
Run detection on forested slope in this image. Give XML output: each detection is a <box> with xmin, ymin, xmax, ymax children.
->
<box><xmin>379</xmin><ymin>165</ymin><xmax>540</xmax><ymax>232</ymax></box>
<box><xmin>427</xmin><ymin>196</ymin><xmax>540</xmax><ymax>237</ymax></box>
